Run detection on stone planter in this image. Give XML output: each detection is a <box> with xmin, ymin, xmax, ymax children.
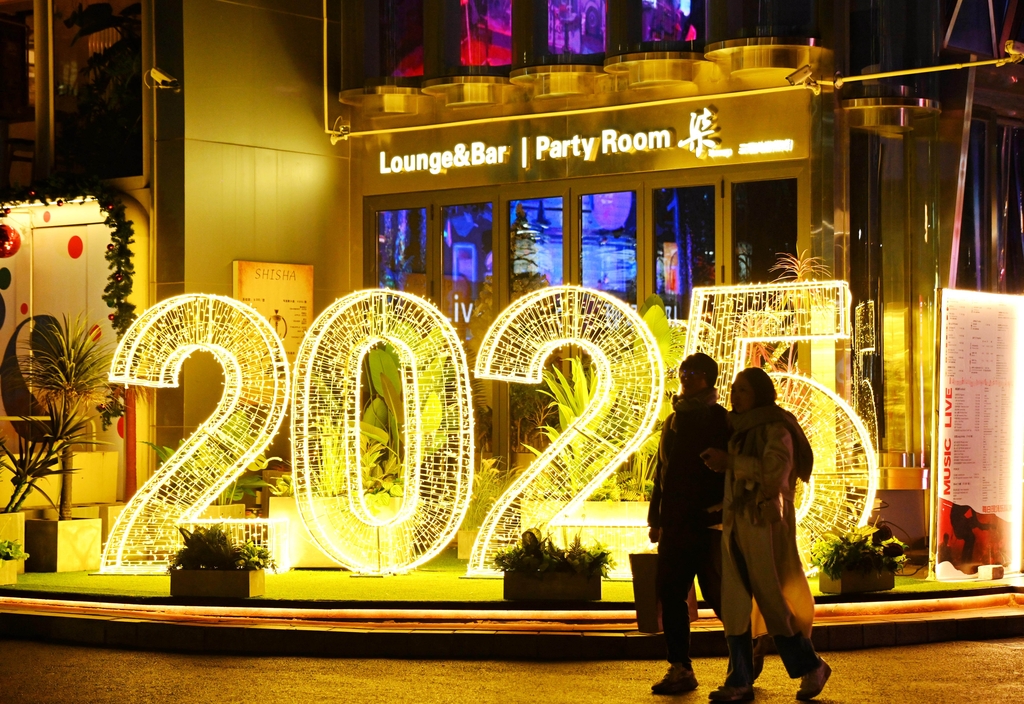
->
<box><xmin>201</xmin><ymin>504</ymin><xmax>246</xmax><ymax>520</ymax></box>
<box><xmin>40</xmin><ymin>505</ymin><xmax>100</xmax><ymax>521</ymax></box>
<box><xmin>503</xmin><ymin>571</ymin><xmax>602</xmax><ymax>601</ymax></box>
<box><xmin>457</xmin><ymin>529</ymin><xmax>478</xmax><ymax>560</ymax></box>
<box><xmin>96</xmin><ymin>504</ymin><xmax>126</xmax><ymax>542</ymax></box>
<box><xmin>0</xmin><ymin>558</ymin><xmax>21</xmax><ymax>585</ymax></box>
<box><xmin>818</xmin><ymin>568</ymin><xmax>895</xmax><ymax>594</ymax></box>
<box><xmin>0</xmin><ymin>513</ymin><xmax>26</xmax><ymax>574</ymax></box>
<box><xmin>24</xmin><ymin>518</ymin><xmax>102</xmax><ymax>572</ymax></box>
<box><xmin>265</xmin><ymin>496</ymin><xmax>336</xmax><ymax>568</ymax></box>
<box><xmin>170</xmin><ymin>569</ymin><xmax>265</xmax><ymax>598</ymax></box>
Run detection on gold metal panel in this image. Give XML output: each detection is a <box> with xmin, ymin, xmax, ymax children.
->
<box><xmin>358</xmin><ymin>90</ymin><xmax>812</xmax><ymax>196</ymax></box>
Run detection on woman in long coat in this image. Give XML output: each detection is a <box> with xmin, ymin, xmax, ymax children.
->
<box><xmin>701</xmin><ymin>367</ymin><xmax>831</xmax><ymax>702</ymax></box>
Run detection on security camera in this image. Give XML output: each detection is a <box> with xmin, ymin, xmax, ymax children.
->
<box><xmin>145</xmin><ymin>68</ymin><xmax>181</xmax><ymax>92</ymax></box>
<box><xmin>786</xmin><ymin>65</ymin><xmax>814</xmax><ymax>86</ymax></box>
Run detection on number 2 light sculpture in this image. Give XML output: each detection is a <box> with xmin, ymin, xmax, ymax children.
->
<box><xmin>468</xmin><ymin>286</ymin><xmax>665</xmax><ymax>575</ymax></box>
<box><xmin>291</xmin><ymin>290</ymin><xmax>474</xmax><ymax>574</ymax></box>
<box><xmin>101</xmin><ymin>295</ymin><xmax>290</xmax><ymax>574</ymax></box>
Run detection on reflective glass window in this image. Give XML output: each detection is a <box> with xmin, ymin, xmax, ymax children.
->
<box><xmin>548</xmin><ymin>0</ymin><xmax>606</xmax><ymax>55</ymax></box>
<box><xmin>377</xmin><ymin>208</ymin><xmax>427</xmax><ymax>296</ymax></box>
<box><xmin>581</xmin><ymin>191</ymin><xmax>637</xmax><ymax>304</ymax></box>
<box><xmin>383</xmin><ymin>0</ymin><xmax>424</xmax><ymax>77</ymax></box>
<box><xmin>732</xmin><ymin>179</ymin><xmax>797</xmax><ymax>284</ymax></box>
<box><xmin>654</xmin><ymin>185</ymin><xmax>715</xmax><ymax>320</ymax></box>
<box><xmin>462</xmin><ymin>1</ymin><xmax>513</xmax><ymax>66</ymax></box>
<box><xmin>442</xmin><ymin>203</ymin><xmax>494</xmax><ymax>343</ymax></box>
<box><xmin>642</xmin><ymin>0</ymin><xmax>701</xmax><ymax>43</ymax></box>
<box><xmin>510</xmin><ymin>197</ymin><xmax>564</xmax><ymax>298</ymax></box>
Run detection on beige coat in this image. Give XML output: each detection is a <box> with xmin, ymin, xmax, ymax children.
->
<box><xmin>721</xmin><ymin>420</ymin><xmax>814</xmax><ymax>639</ymax></box>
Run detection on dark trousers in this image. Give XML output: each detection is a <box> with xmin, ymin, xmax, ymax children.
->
<box><xmin>656</xmin><ymin>528</ymin><xmax>723</xmax><ymax>669</ymax></box>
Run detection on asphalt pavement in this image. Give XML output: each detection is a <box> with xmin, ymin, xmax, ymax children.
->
<box><xmin>1</xmin><ymin>636</ymin><xmax>1022</xmax><ymax>703</ymax></box>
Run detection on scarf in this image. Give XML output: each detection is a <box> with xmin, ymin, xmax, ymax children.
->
<box><xmin>729</xmin><ymin>403</ymin><xmax>814</xmax><ymax>483</ymax></box>
<box><xmin>670</xmin><ymin>386</ymin><xmax>719</xmax><ymax>432</ymax></box>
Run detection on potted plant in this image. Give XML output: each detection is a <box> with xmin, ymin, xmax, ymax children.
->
<box><xmin>168</xmin><ymin>524</ymin><xmax>275</xmax><ymax>598</ymax></box>
<box><xmin>812</xmin><ymin>524</ymin><xmax>908</xmax><ymax>594</ymax></box>
<box><xmin>16</xmin><ymin>316</ymin><xmax>110</xmax><ymax>572</ymax></box>
<box><xmin>0</xmin><ymin>539</ymin><xmax>28</xmax><ymax>585</ymax></box>
<box><xmin>495</xmin><ymin>528</ymin><xmax>613</xmax><ymax>601</ymax></box>
<box><xmin>0</xmin><ymin>427</ymin><xmax>67</xmax><ymax>574</ymax></box>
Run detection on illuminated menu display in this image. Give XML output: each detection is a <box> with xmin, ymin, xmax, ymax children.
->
<box><xmin>934</xmin><ymin>290</ymin><xmax>1024</xmax><ymax>580</ymax></box>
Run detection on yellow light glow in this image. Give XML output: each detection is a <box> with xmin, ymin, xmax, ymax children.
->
<box><xmin>468</xmin><ymin>286</ymin><xmax>664</xmax><ymax>575</ymax></box>
<box><xmin>684</xmin><ymin>280</ymin><xmax>876</xmax><ymax>572</ymax></box>
<box><xmin>101</xmin><ymin>295</ymin><xmax>291</xmax><ymax>574</ymax></box>
<box><xmin>291</xmin><ymin>289</ymin><xmax>474</xmax><ymax>574</ymax></box>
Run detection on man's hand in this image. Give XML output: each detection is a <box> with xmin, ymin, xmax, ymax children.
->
<box><xmin>701</xmin><ymin>447</ymin><xmax>729</xmax><ymax>473</ymax></box>
<box><xmin>648</xmin><ymin>526</ymin><xmax>661</xmax><ymax>543</ymax></box>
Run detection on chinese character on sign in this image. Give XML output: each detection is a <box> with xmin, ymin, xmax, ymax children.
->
<box><xmin>679</xmin><ymin>107</ymin><xmax>720</xmax><ymax>158</ymax></box>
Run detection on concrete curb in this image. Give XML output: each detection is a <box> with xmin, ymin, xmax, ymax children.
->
<box><xmin>3</xmin><ymin>607</ymin><xmax>1024</xmax><ymax>659</ymax></box>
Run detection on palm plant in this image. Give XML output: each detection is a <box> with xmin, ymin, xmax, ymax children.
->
<box><xmin>18</xmin><ymin>316</ymin><xmax>113</xmax><ymax>520</ymax></box>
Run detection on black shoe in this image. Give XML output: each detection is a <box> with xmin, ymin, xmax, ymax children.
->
<box><xmin>651</xmin><ymin>664</ymin><xmax>699</xmax><ymax>694</ymax></box>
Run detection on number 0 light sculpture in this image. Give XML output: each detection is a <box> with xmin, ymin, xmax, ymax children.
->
<box><xmin>101</xmin><ymin>295</ymin><xmax>291</xmax><ymax>574</ymax></box>
<box><xmin>468</xmin><ymin>286</ymin><xmax>665</xmax><ymax>575</ymax></box>
<box><xmin>291</xmin><ymin>290</ymin><xmax>474</xmax><ymax>574</ymax></box>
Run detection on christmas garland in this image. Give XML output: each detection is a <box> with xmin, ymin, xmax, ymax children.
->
<box><xmin>0</xmin><ymin>174</ymin><xmax>137</xmax><ymax>427</ymax></box>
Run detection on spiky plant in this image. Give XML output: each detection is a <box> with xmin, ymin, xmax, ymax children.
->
<box><xmin>19</xmin><ymin>316</ymin><xmax>113</xmax><ymax>520</ymax></box>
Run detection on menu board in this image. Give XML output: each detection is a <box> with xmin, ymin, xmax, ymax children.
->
<box><xmin>933</xmin><ymin>289</ymin><xmax>1024</xmax><ymax>579</ymax></box>
<box><xmin>232</xmin><ymin>261</ymin><xmax>313</xmax><ymax>362</ymax></box>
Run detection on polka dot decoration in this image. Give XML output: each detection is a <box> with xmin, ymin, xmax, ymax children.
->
<box><xmin>0</xmin><ymin>268</ymin><xmax>10</xmax><ymax>290</ymax></box>
<box><xmin>68</xmin><ymin>235</ymin><xmax>84</xmax><ymax>259</ymax></box>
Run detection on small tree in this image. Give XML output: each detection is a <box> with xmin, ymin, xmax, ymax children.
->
<box><xmin>19</xmin><ymin>316</ymin><xmax>113</xmax><ymax>520</ymax></box>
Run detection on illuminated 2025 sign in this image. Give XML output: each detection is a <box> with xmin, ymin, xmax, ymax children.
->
<box><xmin>102</xmin><ymin>283</ymin><xmax>873</xmax><ymax>576</ymax></box>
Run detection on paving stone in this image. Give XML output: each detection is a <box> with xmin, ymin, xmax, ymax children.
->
<box><xmin>135</xmin><ymin>620</ymin><xmax>205</xmax><ymax>653</ymax></box>
<box><xmin>104</xmin><ymin>619</ymin><xmax>140</xmax><ymax>648</ymax></box>
<box><xmin>826</xmin><ymin>624</ymin><xmax>863</xmax><ymax>650</ymax></box>
<box><xmin>861</xmin><ymin>622</ymin><xmax>896</xmax><ymax>648</ymax></box>
<box><xmin>926</xmin><ymin>619</ymin><xmax>958</xmax><ymax>644</ymax></box>
<box><xmin>895</xmin><ymin>621</ymin><xmax>929</xmax><ymax>645</ymax></box>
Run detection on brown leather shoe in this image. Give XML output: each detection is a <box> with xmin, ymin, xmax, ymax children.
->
<box><xmin>796</xmin><ymin>659</ymin><xmax>831</xmax><ymax>701</ymax></box>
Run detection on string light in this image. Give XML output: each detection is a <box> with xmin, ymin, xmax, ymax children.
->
<box><xmin>468</xmin><ymin>286</ymin><xmax>664</xmax><ymax>576</ymax></box>
<box><xmin>684</xmin><ymin>280</ymin><xmax>875</xmax><ymax>573</ymax></box>
<box><xmin>291</xmin><ymin>289</ymin><xmax>474</xmax><ymax>574</ymax></box>
<box><xmin>100</xmin><ymin>294</ymin><xmax>291</xmax><ymax>574</ymax></box>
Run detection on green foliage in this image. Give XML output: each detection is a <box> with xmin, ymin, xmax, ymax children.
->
<box><xmin>0</xmin><ymin>539</ymin><xmax>28</xmax><ymax>562</ymax></box>
<box><xmin>269</xmin><ymin>474</ymin><xmax>293</xmax><ymax>498</ymax></box>
<box><xmin>811</xmin><ymin>524</ymin><xmax>907</xmax><ymax>580</ymax></box>
<box><xmin>216</xmin><ymin>471</ymin><xmax>271</xmax><ymax>506</ymax></box>
<box><xmin>493</xmin><ymin>528</ymin><xmax>614</xmax><ymax>578</ymax></box>
<box><xmin>169</xmin><ymin>524</ymin><xmax>275</xmax><ymax>572</ymax></box>
<box><xmin>464</xmin><ymin>457</ymin><xmax>519</xmax><ymax>530</ymax></box>
<box><xmin>0</xmin><ymin>427</ymin><xmax>67</xmax><ymax>513</ymax></box>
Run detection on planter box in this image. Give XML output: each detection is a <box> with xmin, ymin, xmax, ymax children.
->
<box><xmin>0</xmin><ymin>512</ymin><xmax>25</xmax><ymax>574</ymax></box>
<box><xmin>170</xmin><ymin>569</ymin><xmax>265</xmax><ymax>598</ymax></box>
<box><xmin>457</xmin><ymin>529</ymin><xmax>478</xmax><ymax>560</ymax></box>
<box><xmin>0</xmin><ymin>558</ymin><xmax>22</xmax><ymax>585</ymax></box>
<box><xmin>0</xmin><ymin>451</ymin><xmax>119</xmax><ymax>509</ymax></box>
<box><xmin>201</xmin><ymin>504</ymin><xmax>246</xmax><ymax>520</ymax></box>
<box><xmin>24</xmin><ymin>518</ymin><xmax>102</xmax><ymax>572</ymax></box>
<box><xmin>96</xmin><ymin>504</ymin><xmax>126</xmax><ymax>542</ymax></box>
<box><xmin>40</xmin><ymin>505</ymin><xmax>101</xmax><ymax>521</ymax></box>
<box><xmin>503</xmin><ymin>571</ymin><xmax>602</xmax><ymax>601</ymax></box>
<box><xmin>818</xmin><ymin>569</ymin><xmax>895</xmax><ymax>594</ymax></box>
<box><xmin>266</xmin><ymin>496</ymin><xmax>337</xmax><ymax>568</ymax></box>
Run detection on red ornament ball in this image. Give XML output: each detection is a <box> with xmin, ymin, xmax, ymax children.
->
<box><xmin>108</xmin><ymin>314</ymin><xmax>116</xmax><ymax>321</ymax></box>
<box><xmin>0</xmin><ymin>223</ymin><xmax>22</xmax><ymax>258</ymax></box>
<box><xmin>56</xmin><ymin>199</ymin><xmax>64</xmax><ymax>207</ymax></box>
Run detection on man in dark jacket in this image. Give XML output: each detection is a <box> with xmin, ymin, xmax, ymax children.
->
<box><xmin>648</xmin><ymin>352</ymin><xmax>730</xmax><ymax>694</ymax></box>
